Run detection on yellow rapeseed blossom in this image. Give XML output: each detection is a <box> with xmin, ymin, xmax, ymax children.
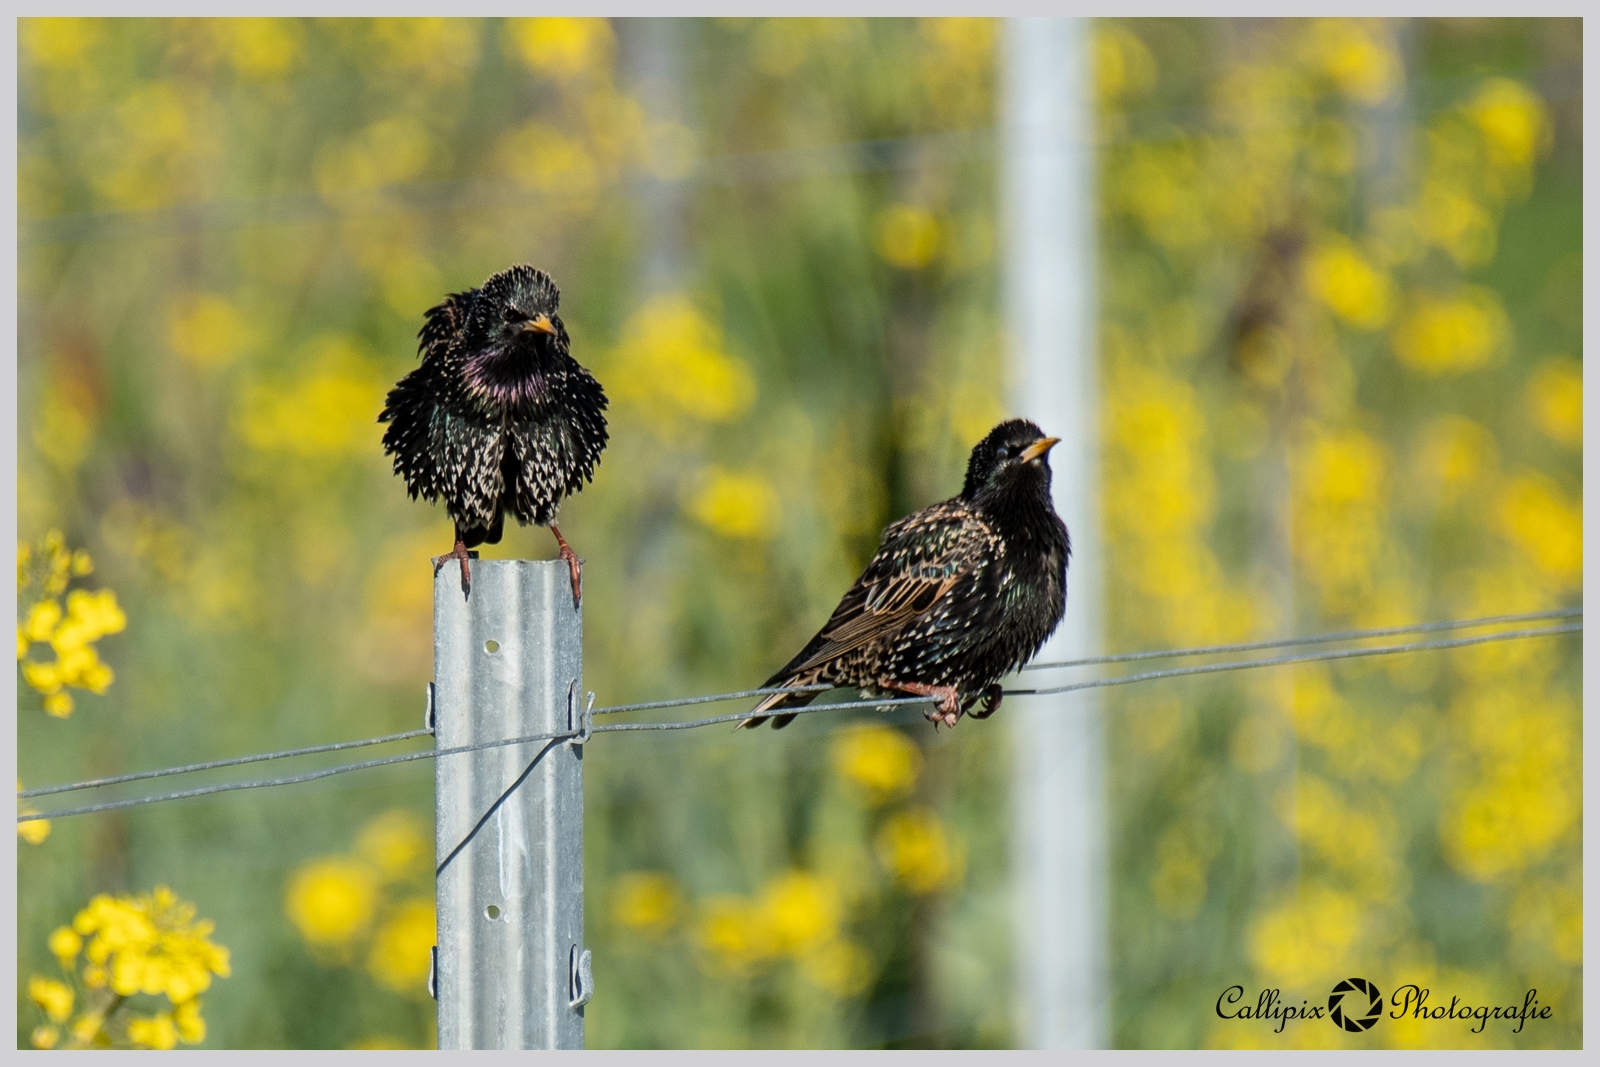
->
<box><xmin>1411</xmin><ymin>414</ymin><xmax>1498</xmax><ymax>505</ymax></box>
<box><xmin>1391</xmin><ymin>287</ymin><xmax>1509</xmax><ymax>375</ymax></box>
<box><xmin>761</xmin><ymin>871</ymin><xmax>841</xmax><ymax>955</ymax></box>
<box><xmin>236</xmin><ymin>356</ymin><xmax>386</xmax><ymax>458</ymax></box>
<box><xmin>126</xmin><ymin>1011</ymin><xmax>178</xmax><ymax>1050</ymax></box>
<box><xmin>356</xmin><ymin>809</ymin><xmax>430</xmax><ymax>882</ymax></box>
<box><xmin>167</xmin><ymin>293</ymin><xmax>252</xmax><ymax>369</ymax></box>
<box><xmin>30</xmin><ymin>976</ymin><xmax>75</xmax><ymax>1022</ymax></box>
<box><xmin>314</xmin><ymin>116</ymin><xmax>433</xmax><ymax>197</ymax></box>
<box><xmin>50</xmin><ymin>924</ymin><xmax>83</xmax><ymax>964</ymax></box>
<box><xmin>18</xmin><ymin>532</ymin><xmax>125</xmax><ymax>718</ymax></box>
<box><xmin>1304</xmin><ymin>19</ymin><xmax>1399</xmax><ymax>104</ymax></box>
<box><xmin>30</xmin><ymin>886</ymin><xmax>229</xmax><ymax>1049</ymax></box>
<box><xmin>1496</xmin><ymin>472</ymin><xmax>1581</xmax><ymax>583</ymax></box>
<box><xmin>1248</xmin><ymin>885</ymin><xmax>1364</xmax><ymax>988</ymax></box>
<box><xmin>1292</xmin><ymin>429</ymin><xmax>1389</xmax><ymax>611</ymax></box>
<box><xmin>1095</xmin><ymin>23</ymin><xmax>1157</xmax><ymax>104</ymax></box>
<box><xmin>351</xmin><ymin>18</ymin><xmax>481</xmax><ymax>88</ymax></box>
<box><xmin>876</xmin><ymin>809</ymin><xmax>963</xmax><ymax>894</ymax></box>
<box><xmin>505</xmin><ymin>17</ymin><xmax>613</xmax><ymax>81</ymax></box>
<box><xmin>696</xmin><ymin>895</ymin><xmax>777</xmax><ymax>973</ymax></box>
<box><xmin>1525</xmin><ymin>357</ymin><xmax>1582</xmax><ymax>449</ymax></box>
<box><xmin>873</xmin><ymin>204</ymin><xmax>941</xmax><ymax>270</ymax></box>
<box><xmin>830</xmin><ymin>723</ymin><xmax>921</xmax><ymax>804</ymax></box>
<box><xmin>225</xmin><ymin>18</ymin><xmax>303</xmax><ymax>79</ymax></box>
<box><xmin>800</xmin><ymin>939</ymin><xmax>875</xmax><ymax>998</ymax></box>
<box><xmin>612</xmin><ymin>871</ymin><xmax>682</xmax><ymax>938</ymax></box>
<box><xmin>21</xmin><ymin>17</ymin><xmax>104</xmax><ymax>69</ymax></box>
<box><xmin>285</xmin><ymin>858</ymin><xmax>380</xmax><ymax>947</ymax></box>
<box><xmin>1465</xmin><ymin>77</ymin><xmax>1550</xmax><ymax>174</ymax></box>
<box><xmin>687</xmin><ymin>467</ymin><xmax>781</xmax><ymax>540</ymax></box>
<box><xmin>496</xmin><ymin>121</ymin><xmax>601</xmax><ymax>201</ymax></box>
<box><xmin>368</xmin><ymin>899</ymin><xmax>436</xmax><ymax>994</ymax></box>
<box><xmin>1305</xmin><ymin>239</ymin><xmax>1395</xmax><ymax>329</ymax></box>
<box><xmin>609</xmin><ymin>295</ymin><xmax>757</xmax><ymax>431</ymax></box>
<box><xmin>1417</xmin><ymin>180</ymin><xmax>1497</xmax><ymax>266</ymax></box>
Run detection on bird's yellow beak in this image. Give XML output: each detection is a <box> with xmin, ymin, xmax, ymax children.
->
<box><xmin>1019</xmin><ymin>436</ymin><xmax>1060</xmax><ymax>463</ymax></box>
<box><xmin>523</xmin><ymin>313</ymin><xmax>558</xmax><ymax>336</ymax></box>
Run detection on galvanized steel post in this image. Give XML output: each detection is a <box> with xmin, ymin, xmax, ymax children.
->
<box><xmin>432</xmin><ymin>559</ymin><xmax>588</xmax><ymax>1049</ymax></box>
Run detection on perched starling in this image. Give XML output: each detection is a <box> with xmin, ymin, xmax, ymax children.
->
<box><xmin>742</xmin><ymin>419</ymin><xmax>1069</xmax><ymax>730</ymax></box>
<box><xmin>379</xmin><ymin>265</ymin><xmax>608</xmax><ymax>602</ymax></box>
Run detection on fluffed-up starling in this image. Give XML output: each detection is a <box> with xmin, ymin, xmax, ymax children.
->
<box><xmin>742</xmin><ymin>418</ymin><xmax>1069</xmax><ymax>730</ymax></box>
<box><xmin>379</xmin><ymin>265</ymin><xmax>608</xmax><ymax>602</ymax></box>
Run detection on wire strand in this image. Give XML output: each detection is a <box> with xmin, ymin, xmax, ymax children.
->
<box><xmin>18</xmin><ymin>617</ymin><xmax>1580</xmax><ymax>823</ymax></box>
<box><xmin>17</xmin><ymin>728</ymin><xmax>434</xmax><ymax>800</ymax></box>
<box><xmin>1022</xmin><ymin>607</ymin><xmax>1580</xmax><ymax>672</ymax></box>
<box><xmin>1005</xmin><ymin>623</ymin><xmax>1581</xmax><ymax>698</ymax></box>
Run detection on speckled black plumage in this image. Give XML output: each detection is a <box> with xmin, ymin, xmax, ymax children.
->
<box><xmin>378</xmin><ymin>265</ymin><xmax>607</xmax><ymax>599</ymax></box>
<box><xmin>743</xmin><ymin>419</ymin><xmax>1069</xmax><ymax>730</ymax></box>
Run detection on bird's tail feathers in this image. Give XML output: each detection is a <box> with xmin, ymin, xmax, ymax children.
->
<box><xmin>737</xmin><ymin>684</ymin><xmax>819</xmax><ymax>731</ymax></box>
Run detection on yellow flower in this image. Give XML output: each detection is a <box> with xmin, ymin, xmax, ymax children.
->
<box><xmin>126</xmin><ymin>1012</ymin><xmax>178</xmax><ymax>1050</ymax></box>
<box><xmin>167</xmin><ymin>294</ymin><xmax>251</xmax><ymax>369</ymax></box>
<box><xmin>1304</xmin><ymin>19</ymin><xmax>1399</xmax><ymax>104</ymax></box>
<box><xmin>876</xmin><ymin>809</ymin><xmax>963</xmax><ymax>894</ymax></box>
<box><xmin>1466</xmin><ymin>77</ymin><xmax>1550</xmax><ymax>172</ymax></box>
<box><xmin>356</xmin><ymin>809</ymin><xmax>429</xmax><ymax>881</ymax></box>
<box><xmin>236</xmin><ymin>351</ymin><xmax>386</xmax><ymax>458</ymax></box>
<box><xmin>874</xmin><ymin>204</ymin><xmax>941</xmax><ymax>270</ymax></box>
<box><xmin>1496</xmin><ymin>472</ymin><xmax>1581</xmax><ymax>583</ymax></box>
<box><xmin>831</xmin><ymin>724</ymin><xmax>921</xmax><ymax>804</ymax></box>
<box><xmin>225</xmin><ymin>18</ymin><xmax>303</xmax><ymax>79</ymax></box>
<box><xmin>173</xmin><ymin>998</ymin><xmax>206</xmax><ymax>1044</ymax></box>
<box><xmin>367</xmin><ymin>899</ymin><xmax>436</xmax><ymax>994</ymax></box>
<box><xmin>49</xmin><ymin>924</ymin><xmax>83</xmax><ymax>963</ymax></box>
<box><xmin>505</xmin><ymin>17</ymin><xmax>613</xmax><ymax>81</ymax></box>
<box><xmin>31</xmin><ymin>1025</ymin><xmax>59</xmax><ymax>1049</ymax></box>
<box><xmin>1525</xmin><ymin>357</ymin><xmax>1582</xmax><ymax>449</ymax></box>
<box><xmin>608</xmin><ymin>295</ymin><xmax>757</xmax><ymax>431</ymax></box>
<box><xmin>760</xmin><ymin>871</ymin><xmax>841</xmax><ymax>956</ymax></box>
<box><xmin>23</xmin><ymin>598</ymin><xmax>62</xmax><ymax>642</ymax></box>
<box><xmin>696</xmin><ymin>895</ymin><xmax>775</xmax><ymax>973</ymax></box>
<box><xmin>1095</xmin><ymin>24</ymin><xmax>1157</xmax><ymax>104</ymax></box>
<box><xmin>285</xmin><ymin>858</ymin><xmax>379</xmax><ymax>947</ymax></box>
<box><xmin>29</xmin><ymin>975</ymin><xmax>74</xmax><ymax>1023</ymax></box>
<box><xmin>1304</xmin><ymin>239</ymin><xmax>1394</xmax><ymax>329</ymax></box>
<box><xmin>1391</xmin><ymin>287</ymin><xmax>1509</xmax><ymax>375</ymax></box>
<box><xmin>686</xmin><ymin>467</ymin><xmax>781</xmax><ymax>540</ymax></box>
<box><xmin>1248</xmin><ymin>885</ymin><xmax>1364</xmax><ymax>988</ymax></box>
<box><xmin>611</xmin><ymin>871</ymin><xmax>682</xmax><ymax>938</ymax></box>
<box><xmin>800</xmin><ymin>939</ymin><xmax>875</xmax><ymax>998</ymax></box>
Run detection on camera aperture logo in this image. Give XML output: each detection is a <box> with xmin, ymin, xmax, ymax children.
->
<box><xmin>1216</xmin><ymin>979</ymin><xmax>1553</xmax><ymax>1036</ymax></box>
<box><xmin>1328</xmin><ymin>977</ymin><xmax>1383</xmax><ymax>1032</ymax></box>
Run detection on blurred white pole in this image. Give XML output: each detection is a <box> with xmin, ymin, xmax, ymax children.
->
<box><xmin>1002</xmin><ymin>17</ymin><xmax>1107</xmax><ymax>1050</ymax></box>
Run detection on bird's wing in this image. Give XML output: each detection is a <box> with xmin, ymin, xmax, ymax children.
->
<box><xmin>779</xmin><ymin>501</ymin><xmax>996</xmax><ymax>679</ymax></box>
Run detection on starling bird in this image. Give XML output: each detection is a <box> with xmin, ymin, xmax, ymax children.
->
<box><xmin>742</xmin><ymin>419</ymin><xmax>1069</xmax><ymax>730</ymax></box>
<box><xmin>379</xmin><ymin>265</ymin><xmax>608</xmax><ymax>602</ymax></box>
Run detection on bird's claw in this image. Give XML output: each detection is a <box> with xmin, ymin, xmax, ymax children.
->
<box><xmin>432</xmin><ymin>541</ymin><xmax>475</xmax><ymax>597</ymax></box>
<box><xmin>967</xmin><ymin>684</ymin><xmax>1004</xmax><ymax>720</ymax></box>
<box><xmin>559</xmin><ymin>545</ymin><xmax>582</xmax><ymax>609</ymax></box>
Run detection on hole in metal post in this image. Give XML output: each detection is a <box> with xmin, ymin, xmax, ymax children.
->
<box><xmin>484</xmin><ymin>640</ymin><xmax>500</xmax><ymax>654</ymax></box>
<box><xmin>485</xmin><ymin>904</ymin><xmax>501</xmax><ymax>920</ymax></box>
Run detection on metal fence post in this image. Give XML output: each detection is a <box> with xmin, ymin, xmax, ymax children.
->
<box><xmin>432</xmin><ymin>559</ymin><xmax>588</xmax><ymax>1049</ymax></box>
<box><xmin>1003</xmin><ymin>16</ymin><xmax>1108</xmax><ymax>1050</ymax></box>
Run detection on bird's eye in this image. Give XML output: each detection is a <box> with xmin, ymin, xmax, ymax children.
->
<box><xmin>503</xmin><ymin>306</ymin><xmax>528</xmax><ymax>324</ymax></box>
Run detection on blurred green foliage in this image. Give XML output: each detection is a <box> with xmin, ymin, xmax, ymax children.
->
<box><xmin>17</xmin><ymin>17</ymin><xmax>1580</xmax><ymax>1049</ymax></box>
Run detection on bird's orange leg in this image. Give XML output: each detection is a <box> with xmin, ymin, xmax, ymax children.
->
<box><xmin>432</xmin><ymin>534</ymin><xmax>474</xmax><ymax>597</ymax></box>
<box><xmin>551</xmin><ymin>524</ymin><xmax>582</xmax><ymax>608</ymax></box>
<box><xmin>891</xmin><ymin>681</ymin><xmax>964</xmax><ymax>728</ymax></box>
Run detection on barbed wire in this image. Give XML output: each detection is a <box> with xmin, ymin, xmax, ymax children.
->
<box><xmin>18</xmin><ymin>613</ymin><xmax>1579</xmax><ymax>824</ymax></box>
